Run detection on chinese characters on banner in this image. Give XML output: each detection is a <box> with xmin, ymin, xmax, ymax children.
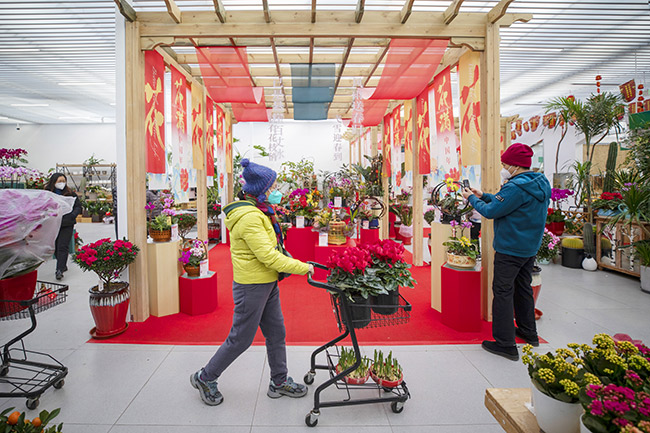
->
<box><xmin>191</xmin><ymin>84</ymin><xmax>204</xmax><ymax>170</ymax></box>
<box><xmin>382</xmin><ymin>113</ymin><xmax>391</xmax><ymax>177</ymax></box>
<box><xmin>144</xmin><ymin>51</ymin><xmax>165</xmax><ymax>174</ymax></box>
<box><xmin>171</xmin><ymin>66</ymin><xmax>191</xmax><ymax>202</ymax></box>
<box><xmin>225</xmin><ymin>111</ymin><xmax>232</xmax><ymax>174</ymax></box>
<box><xmin>458</xmin><ymin>51</ymin><xmax>481</xmax><ymax>167</ymax></box>
<box><xmin>433</xmin><ymin>66</ymin><xmax>460</xmax><ymax>180</ymax></box>
<box><xmin>333</xmin><ymin>117</ymin><xmax>343</xmax><ymax>161</ymax></box>
<box><xmin>403</xmin><ymin>100</ymin><xmax>413</xmax><ymax>172</ymax></box>
<box><xmin>205</xmin><ymin>99</ymin><xmax>215</xmax><ymax>185</ymax></box>
<box><xmin>416</xmin><ymin>87</ymin><xmax>431</xmax><ymax>175</ymax></box>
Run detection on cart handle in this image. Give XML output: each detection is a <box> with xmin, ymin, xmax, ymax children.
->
<box><xmin>306</xmin><ymin>261</ymin><xmax>343</xmax><ymax>294</ymax></box>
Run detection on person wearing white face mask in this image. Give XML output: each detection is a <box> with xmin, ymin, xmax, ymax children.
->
<box><xmin>191</xmin><ymin>158</ymin><xmax>314</xmax><ymax>407</ymax></box>
<box><xmin>461</xmin><ymin>143</ymin><xmax>551</xmax><ymax>361</ymax></box>
<box><xmin>44</xmin><ymin>172</ymin><xmax>82</xmax><ymax>280</ymax></box>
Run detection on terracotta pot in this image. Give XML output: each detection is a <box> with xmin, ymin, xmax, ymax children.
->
<box><xmin>335</xmin><ymin>364</ymin><xmax>370</xmax><ymax>385</ymax></box>
<box><xmin>184</xmin><ymin>265</ymin><xmax>200</xmax><ymax>277</ymax></box>
<box><xmin>149</xmin><ymin>228</ymin><xmax>171</xmax><ymax>242</ymax></box>
<box><xmin>446</xmin><ymin>253</ymin><xmax>476</xmax><ymax>269</ymax></box>
<box><xmin>0</xmin><ymin>269</ymin><xmax>38</xmax><ymax>318</ymax></box>
<box><xmin>89</xmin><ymin>282</ymin><xmax>130</xmax><ymax>339</ymax></box>
<box><xmin>370</xmin><ymin>367</ymin><xmax>403</xmax><ymax>389</ymax></box>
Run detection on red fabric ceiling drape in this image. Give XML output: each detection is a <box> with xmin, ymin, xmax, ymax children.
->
<box><xmin>361</xmin><ymin>99</ymin><xmax>390</xmax><ymax>126</ymax></box>
<box><xmin>231</xmin><ymin>94</ymin><xmax>269</xmax><ymax>122</ymax></box>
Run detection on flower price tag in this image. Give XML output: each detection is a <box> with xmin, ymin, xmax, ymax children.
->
<box><xmin>171</xmin><ymin>224</ymin><xmax>179</xmax><ymax>242</ymax></box>
<box><xmin>334</xmin><ymin>196</ymin><xmax>342</xmax><ymax>208</ymax></box>
<box><xmin>319</xmin><ymin>233</ymin><xmax>328</xmax><ymax>247</ymax></box>
<box><xmin>362</xmin><ymin>221</ymin><xmax>370</xmax><ymax>230</ymax></box>
<box><xmin>199</xmin><ymin>259</ymin><xmax>209</xmax><ymax>277</ymax></box>
<box><xmin>296</xmin><ymin>216</ymin><xmax>305</xmax><ymax>228</ymax></box>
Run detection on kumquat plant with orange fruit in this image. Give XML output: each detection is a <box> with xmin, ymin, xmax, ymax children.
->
<box><xmin>0</xmin><ymin>407</ymin><xmax>63</xmax><ymax>432</ymax></box>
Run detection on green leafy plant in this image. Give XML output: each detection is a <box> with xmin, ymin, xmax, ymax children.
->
<box><xmin>84</xmin><ymin>154</ymin><xmax>104</xmax><ymax>166</ymax></box>
<box><xmin>390</xmin><ymin>203</ymin><xmax>413</xmax><ymax>226</ymax></box>
<box><xmin>362</xmin><ymin>239</ymin><xmax>415</xmax><ymax>293</ymax></box>
<box><xmin>337</xmin><ymin>347</ymin><xmax>370</xmax><ymax>380</ymax></box>
<box><xmin>173</xmin><ymin>213</ymin><xmax>197</xmax><ymax>240</ymax></box>
<box><xmin>0</xmin><ymin>407</ymin><xmax>63</xmax><ymax>432</ymax></box>
<box><xmin>607</xmin><ymin>183</ymin><xmax>650</xmax><ymax>236</ymax></box>
<box><xmin>624</xmin><ymin>126</ymin><xmax>650</xmax><ymax>179</ymax></box>
<box><xmin>277</xmin><ymin>158</ymin><xmax>318</xmax><ymax>190</ymax></box>
<box><xmin>352</xmin><ymin>154</ymin><xmax>383</xmax><ymax>197</ymax></box>
<box><xmin>372</xmin><ymin>349</ymin><xmax>402</xmax><ymax>381</ymax></box>
<box><xmin>443</xmin><ymin>221</ymin><xmax>479</xmax><ymax>259</ymax></box>
<box><xmin>148</xmin><ymin>214</ymin><xmax>171</xmax><ymax>231</ymax></box>
<box><xmin>73</xmin><ymin>238</ymin><xmax>140</xmax><ymax>292</ymax></box>
<box><xmin>424</xmin><ymin>209</ymin><xmax>436</xmax><ymax>225</ymax></box>
<box><xmin>634</xmin><ymin>240</ymin><xmax>650</xmax><ymax>267</ymax></box>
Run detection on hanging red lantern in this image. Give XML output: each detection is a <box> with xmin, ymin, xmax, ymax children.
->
<box><xmin>523</xmin><ymin>121</ymin><xmax>530</xmax><ymax>132</ymax></box>
<box><xmin>530</xmin><ymin>115</ymin><xmax>540</xmax><ymax>132</ymax></box>
<box><xmin>595</xmin><ymin>75</ymin><xmax>602</xmax><ymax>94</ymax></box>
<box><xmin>511</xmin><ymin>130</ymin><xmax>516</xmax><ymax>140</ymax></box>
<box><xmin>567</xmin><ymin>95</ymin><xmax>575</xmax><ymax>102</ymax></box>
<box><xmin>595</xmin><ymin>75</ymin><xmax>602</xmax><ymax>81</ymax></box>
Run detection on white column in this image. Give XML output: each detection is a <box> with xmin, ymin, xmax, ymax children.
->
<box><xmin>115</xmin><ymin>9</ymin><xmax>128</xmax><ymax>240</ymax></box>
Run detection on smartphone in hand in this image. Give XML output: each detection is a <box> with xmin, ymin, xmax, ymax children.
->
<box><xmin>462</xmin><ymin>179</ymin><xmax>470</xmax><ymax>189</ymax></box>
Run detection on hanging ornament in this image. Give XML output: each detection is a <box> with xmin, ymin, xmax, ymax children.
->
<box><xmin>638</xmin><ymin>84</ymin><xmax>645</xmax><ymax>113</ymax></box>
<box><xmin>523</xmin><ymin>121</ymin><xmax>530</xmax><ymax>132</ymax></box>
<box><xmin>529</xmin><ymin>115</ymin><xmax>540</xmax><ymax>132</ymax></box>
<box><xmin>268</xmin><ymin>80</ymin><xmax>284</xmax><ymax>161</ymax></box>
<box><xmin>595</xmin><ymin>75</ymin><xmax>602</xmax><ymax>94</ymax></box>
<box><xmin>511</xmin><ymin>130</ymin><xmax>516</xmax><ymax>140</ymax></box>
<box><xmin>567</xmin><ymin>94</ymin><xmax>575</xmax><ymax>102</ymax></box>
<box><xmin>620</xmin><ymin>79</ymin><xmax>636</xmax><ymax>102</ymax></box>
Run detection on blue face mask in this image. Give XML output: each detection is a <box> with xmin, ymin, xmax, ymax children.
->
<box><xmin>268</xmin><ymin>190</ymin><xmax>283</xmax><ymax>204</ymax></box>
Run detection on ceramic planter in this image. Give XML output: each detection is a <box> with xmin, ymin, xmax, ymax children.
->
<box><xmin>530</xmin><ymin>382</ymin><xmax>581</xmax><ymax>433</ymax></box>
<box><xmin>0</xmin><ymin>269</ymin><xmax>38</xmax><ymax>318</ymax></box>
<box><xmin>149</xmin><ymin>228</ymin><xmax>172</xmax><ymax>242</ymax></box>
<box><xmin>580</xmin><ymin>415</ymin><xmax>592</xmax><ymax>433</ymax></box>
<box><xmin>641</xmin><ymin>265</ymin><xmax>650</xmax><ymax>294</ymax></box>
<box><xmin>446</xmin><ymin>253</ymin><xmax>476</xmax><ymax>269</ymax></box>
<box><xmin>89</xmin><ymin>283</ymin><xmax>130</xmax><ymax>339</ymax></box>
<box><xmin>370</xmin><ymin>367</ymin><xmax>403</xmax><ymax>389</ymax></box>
<box><xmin>335</xmin><ymin>364</ymin><xmax>371</xmax><ymax>385</ymax></box>
<box><xmin>561</xmin><ymin>247</ymin><xmax>584</xmax><ymax>269</ymax></box>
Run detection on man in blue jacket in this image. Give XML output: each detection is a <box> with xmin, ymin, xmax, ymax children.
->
<box><xmin>461</xmin><ymin>143</ymin><xmax>551</xmax><ymax>361</ymax></box>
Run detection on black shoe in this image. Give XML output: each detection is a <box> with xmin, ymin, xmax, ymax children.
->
<box><xmin>55</xmin><ymin>270</ymin><xmax>63</xmax><ymax>281</ymax></box>
<box><xmin>515</xmin><ymin>328</ymin><xmax>539</xmax><ymax>347</ymax></box>
<box><xmin>61</xmin><ymin>266</ymin><xmax>68</xmax><ymax>273</ymax></box>
<box><xmin>481</xmin><ymin>340</ymin><xmax>519</xmax><ymax>361</ymax></box>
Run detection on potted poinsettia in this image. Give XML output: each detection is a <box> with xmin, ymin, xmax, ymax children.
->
<box><xmin>371</xmin><ymin>349</ymin><xmax>403</xmax><ymax>389</ymax></box>
<box><xmin>74</xmin><ymin>238</ymin><xmax>139</xmax><ymax>339</ymax></box>
<box><xmin>443</xmin><ymin>220</ymin><xmax>479</xmax><ymax>269</ymax></box>
<box><xmin>336</xmin><ymin>346</ymin><xmax>371</xmax><ymax>385</ymax></box>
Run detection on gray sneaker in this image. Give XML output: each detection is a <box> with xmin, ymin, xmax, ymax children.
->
<box><xmin>267</xmin><ymin>376</ymin><xmax>308</xmax><ymax>399</ymax></box>
<box><xmin>190</xmin><ymin>369</ymin><xmax>224</xmax><ymax>406</ymax></box>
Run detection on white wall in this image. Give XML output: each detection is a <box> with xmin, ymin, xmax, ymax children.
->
<box><xmin>233</xmin><ymin>120</ymin><xmax>349</xmax><ymax>174</ymax></box>
<box><xmin>0</xmin><ymin>124</ymin><xmax>116</xmax><ymax>172</ymax></box>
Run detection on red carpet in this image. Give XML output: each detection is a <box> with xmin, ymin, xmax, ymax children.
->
<box><xmin>92</xmin><ymin>244</ymin><xmax>503</xmax><ymax>346</ymax></box>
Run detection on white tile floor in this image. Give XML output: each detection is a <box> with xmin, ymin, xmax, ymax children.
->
<box><xmin>1</xmin><ymin>222</ymin><xmax>650</xmax><ymax>432</ymax></box>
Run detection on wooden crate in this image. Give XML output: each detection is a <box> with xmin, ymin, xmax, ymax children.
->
<box><xmin>76</xmin><ymin>216</ymin><xmax>92</xmax><ymax>223</ymax></box>
<box><xmin>485</xmin><ymin>388</ymin><xmax>539</xmax><ymax>433</ymax></box>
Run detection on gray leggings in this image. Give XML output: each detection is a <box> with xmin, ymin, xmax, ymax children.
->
<box><xmin>202</xmin><ymin>280</ymin><xmax>288</xmax><ymax>385</ymax></box>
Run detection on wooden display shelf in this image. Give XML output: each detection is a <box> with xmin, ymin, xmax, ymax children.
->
<box><xmin>485</xmin><ymin>388</ymin><xmax>539</xmax><ymax>433</ymax></box>
<box><xmin>595</xmin><ymin>216</ymin><xmax>649</xmax><ymax>278</ymax></box>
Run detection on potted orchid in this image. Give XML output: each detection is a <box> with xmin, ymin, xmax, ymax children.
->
<box><xmin>546</xmin><ymin>188</ymin><xmax>574</xmax><ymax>236</ymax></box>
<box><xmin>443</xmin><ymin>220</ymin><xmax>479</xmax><ymax>269</ymax></box>
<box><xmin>285</xmin><ymin>188</ymin><xmax>319</xmax><ymax>226</ymax></box>
<box><xmin>178</xmin><ymin>239</ymin><xmax>207</xmax><ymax>277</ymax></box>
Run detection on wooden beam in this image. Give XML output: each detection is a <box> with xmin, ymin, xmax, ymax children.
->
<box><xmin>496</xmin><ymin>13</ymin><xmax>533</xmax><ymax>27</ymax></box>
<box><xmin>163</xmin><ymin>0</ymin><xmax>181</xmax><ymax>24</ymax></box>
<box><xmin>449</xmin><ymin>37</ymin><xmax>484</xmax><ymax>51</ymax></box>
<box><xmin>355</xmin><ymin>0</ymin><xmax>365</xmax><ymax>23</ymax></box>
<box><xmin>311</xmin><ymin>0</ymin><xmax>317</xmax><ymax>23</ymax></box>
<box><xmin>262</xmin><ymin>0</ymin><xmax>271</xmax><ymax>23</ymax></box>
<box><xmin>212</xmin><ymin>0</ymin><xmax>227</xmax><ymax>23</ymax></box>
<box><xmin>309</xmin><ymin>38</ymin><xmax>314</xmax><ymax>63</ymax></box>
<box><xmin>487</xmin><ymin>0</ymin><xmax>516</xmax><ymax>24</ymax></box>
<box><xmin>178</xmin><ymin>52</ymin><xmax>381</xmax><ymax>65</ymax></box>
<box><xmin>434</xmin><ymin>46</ymin><xmax>467</xmax><ymax>76</ymax></box>
<box><xmin>364</xmin><ymin>44</ymin><xmax>388</xmax><ymax>87</ymax></box>
<box><xmin>114</xmin><ymin>0</ymin><xmax>136</xmax><ymax>23</ymax></box>
<box><xmin>400</xmin><ymin>0</ymin><xmax>415</xmax><ymax>24</ymax></box>
<box><xmin>333</xmin><ymin>39</ymin><xmax>354</xmax><ymax>94</ymax></box>
<box><xmin>270</xmin><ymin>37</ymin><xmax>289</xmax><ymax>114</ymax></box>
<box><xmin>443</xmin><ymin>0</ymin><xmax>465</xmax><ymax>25</ymax></box>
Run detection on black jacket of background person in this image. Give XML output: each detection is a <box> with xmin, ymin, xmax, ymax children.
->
<box><xmin>61</xmin><ymin>192</ymin><xmax>82</xmax><ymax>227</ymax></box>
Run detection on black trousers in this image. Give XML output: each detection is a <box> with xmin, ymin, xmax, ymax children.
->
<box><xmin>55</xmin><ymin>225</ymin><xmax>74</xmax><ymax>272</ymax></box>
<box><xmin>492</xmin><ymin>252</ymin><xmax>537</xmax><ymax>347</ymax></box>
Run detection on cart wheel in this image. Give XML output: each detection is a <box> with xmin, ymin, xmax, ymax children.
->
<box><xmin>304</xmin><ymin>371</ymin><xmax>315</xmax><ymax>385</ymax></box>
<box><xmin>0</xmin><ymin>366</ymin><xmax>8</xmax><ymax>377</ymax></box>
<box><xmin>53</xmin><ymin>379</ymin><xmax>65</xmax><ymax>389</ymax></box>
<box><xmin>390</xmin><ymin>401</ymin><xmax>404</xmax><ymax>413</ymax></box>
<box><xmin>26</xmin><ymin>398</ymin><xmax>39</xmax><ymax>410</ymax></box>
<box><xmin>305</xmin><ymin>411</ymin><xmax>319</xmax><ymax>427</ymax></box>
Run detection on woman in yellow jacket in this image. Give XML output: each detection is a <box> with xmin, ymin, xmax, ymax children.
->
<box><xmin>191</xmin><ymin>159</ymin><xmax>314</xmax><ymax>406</ymax></box>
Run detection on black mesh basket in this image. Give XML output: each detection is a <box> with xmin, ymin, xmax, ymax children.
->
<box><xmin>331</xmin><ymin>293</ymin><xmax>411</xmax><ymax>331</ymax></box>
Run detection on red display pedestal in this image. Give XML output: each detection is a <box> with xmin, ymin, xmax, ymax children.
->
<box><xmin>285</xmin><ymin>227</ymin><xmax>318</xmax><ymax>262</ymax></box>
<box><xmin>441</xmin><ymin>264</ymin><xmax>482</xmax><ymax>332</ymax></box>
<box><xmin>179</xmin><ymin>271</ymin><xmax>218</xmax><ymax>316</ymax></box>
<box><xmin>389</xmin><ymin>212</ymin><xmax>396</xmax><ymax>238</ymax></box>
<box><xmin>359</xmin><ymin>228</ymin><xmax>380</xmax><ymax>246</ymax></box>
<box><xmin>313</xmin><ymin>238</ymin><xmax>357</xmax><ymax>280</ymax></box>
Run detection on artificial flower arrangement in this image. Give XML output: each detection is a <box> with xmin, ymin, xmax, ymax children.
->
<box><xmin>443</xmin><ymin>220</ymin><xmax>479</xmax><ymax>260</ymax></box>
<box><xmin>73</xmin><ymin>238</ymin><xmax>140</xmax><ymax>292</ymax></box>
<box><xmin>336</xmin><ymin>346</ymin><xmax>371</xmax><ymax>385</ymax></box>
<box><xmin>326</xmin><ymin>246</ymin><xmax>385</xmax><ymax>301</ymax></box>
<box><xmin>536</xmin><ymin>228</ymin><xmax>561</xmax><ymax>263</ymax></box>
<box><xmin>547</xmin><ymin>188</ymin><xmax>574</xmax><ymax>223</ymax></box>
<box><xmin>593</xmin><ymin>192</ymin><xmax>624</xmax><ymax>211</ymax></box>
<box><xmin>0</xmin><ymin>406</ymin><xmax>63</xmax><ymax>433</ymax></box>
<box><xmin>361</xmin><ymin>239</ymin><xmax>415</xmax><ymax>294</ymax></box>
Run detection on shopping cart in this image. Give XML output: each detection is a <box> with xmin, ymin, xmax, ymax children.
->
<box><xmin>0</xmin><ymin>281</ymin><xmax>69</xmax><ymax>410</ymax></box>
<box><xmin>303</xmin><ymin>262</ymin><xmax>411</xmax><ymax>427</ymax></box>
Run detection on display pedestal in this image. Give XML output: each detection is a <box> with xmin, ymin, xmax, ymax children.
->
<box><xmin>313</xmin><ymin>238</ymin><xmax>357</xmax><ymax>280</ymax></box>
<box><xmin>441</xmin><ymin>263</ymin><xmax>482</xmax><ymax>332</ymax></box>
<box><xmin>179</xmin><ymin>271</ymin><xmax>218</xmax><ymax>316</ymax></box>
<box><xmin>359</xmin><ymin>228</ymin><xmax>380</xmax><ymax>246</ymax></box>
<box><xmin>430</xmin><ymin>223</ymin><xmax>453</xmax><ymax>312</ymax></box>
<box><xmin>388</xmin><ymin>212</ymin><xmax>396</xmax><ymax>238</ymax></box>
<box><xmin>285</xmin><ymin>227</ymin><xmax>318</xmax><ymax>262</ymax></box>
<box><xmin>485</xmin><ymin>388</ymin><xmax>539</xmax><ymax>433</ymax></box>
<box><xmin>147</xmin><ymin>239</ymin><xmax>181</xmax><ymax>317</ymax></box>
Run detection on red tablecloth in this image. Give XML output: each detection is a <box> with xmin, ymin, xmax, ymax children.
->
<box><xmin>440</xmin><ymin>264</ymin><xmax>482</xmax><ymax>332</ymax></box>
<box><xmin>179</xmin><ymin>271</ymin><xmax>218</xmax><ymax>316</ymax></box>
<box><xmin>313</xmin><ymin>238</ymin><xmax>357</xmax><ymax>280</ymax></box>
<box><xmin>285</xmin><ymin>227</ymin><xmax>318</xmax><ymax>262</ymax></box>
<box><xmin>359</xmin><ymin>228</ymin><xmax>380</xmax><ymax>246</ymax></box>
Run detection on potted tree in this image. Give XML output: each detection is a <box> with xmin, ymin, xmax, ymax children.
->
<box><xmin>370</xmin><ymin>349</ymin><xmax>403</xmax><ymax>389</ymax></box>
<box><xmin>173</xmin><ymin>213</ymin><xmax>197</xmax><ymax>241</ymax></box>
<box><xmin>74</xmin><ymin>238</ymin><xmax>139</xmax><ymax>339</ymax></box>
<box><xmin>178</xmin><ymin>239</ymin><xmax>207</xmax><ymax>277</ymax></box>
<box><xmin>443</xmin><ymin>220</ymin><xmax>480</xmax><ymax>269</ymax></box>
<box><xmin>335</xmin><ymin>346</ymin><xmax>371</xmax><ymax>385</ymax></box>
<box><xmin>634</xmin><ymin>240</ymin><xmax>650</xmax><ymax>294</ymax></box>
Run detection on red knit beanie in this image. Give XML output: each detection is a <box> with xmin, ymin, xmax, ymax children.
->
<box><xmin>501</xmin><ymin>142</ymin><xmax>533</xmax><ymax>168</ymax></box>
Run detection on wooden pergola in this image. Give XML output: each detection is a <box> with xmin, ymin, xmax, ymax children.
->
<box><xmin>115</xmin><ymin>0</ymin><xmax>531</xmax><ymax>322</ymax></box>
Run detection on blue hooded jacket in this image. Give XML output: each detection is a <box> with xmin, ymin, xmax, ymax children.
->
<box><xmin>468</xmin><ymin>172</ymin><xmax>551</xmax><ymax>258</ymax></box>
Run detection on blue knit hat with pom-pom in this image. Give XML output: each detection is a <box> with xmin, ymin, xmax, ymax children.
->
<box><xmin>241</xmin><ymin>158</ymin><xmax>277</xmax><ymax>201</ymax></box>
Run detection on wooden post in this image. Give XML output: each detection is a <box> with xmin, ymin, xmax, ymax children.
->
<box><xmin>125</xmin><ymin>20</ymin><xmax>150</xmax><ymax>322</ymax></box>
<box><xmin>226</xmin><ymin>111</ymin><xmax>234</xmax><ymax>203</ymax></box>
<box><xmin>411</xmin><ymin>98</ymin><xmax>423</xmax><ymax>266</ymax></box>
<box><xmin>196</xmin><ymin>87</ymin><xmax>208</xmax><ymax>242</ymax></box>
<box><xmin>480</xmin><ymin>21</ymin><xmax>501</xmax><ymax>322</ymax></box>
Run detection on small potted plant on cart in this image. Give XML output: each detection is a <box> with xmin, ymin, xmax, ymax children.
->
<box><xmin>335</xmin><ymin>346</ymin><xmax>371</xmax><ymax>385</ymax></box>
<box><xmin>371</xmin><ymin>349</ymin><xmax>404</xmax><ymax>389</ymax></box>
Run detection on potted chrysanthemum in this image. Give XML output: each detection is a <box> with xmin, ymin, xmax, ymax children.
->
<box><xmin>74</xmin><ymin>238</ymin><xmax>139</xmax><ymax>339</ymax></box>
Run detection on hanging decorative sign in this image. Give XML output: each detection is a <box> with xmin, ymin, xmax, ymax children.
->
<box><xmin>205</xmin><ymin>98</ymin><xmax>215</xmax><ymax>178</ymax></box>
<box><xmin>404</xmin><ymin>100</ymin><xmax>413</xmax><ymax>172</ymax></box>
<box><xmin>620</xmin><ymin>79</ymin><xmax>636</xmax><ymax>102</ymax></box>
<box><xmin>458</xmin><ymin>51</ymin><xmax>481</xmax><ymax>166</ymax></box>
<box><xmin>529</xmin><ymin>115</ymin><xmax>540</xmax><ymax>132</ymax></box>
<box><xmin>144</xmin><ymin>51</ymin><xmax>166</xmax><ymax>174</ymax></box>
<box><xmin>645</xmin><ymin>99</ymin><xmax>650</xmax><ymax>113</ymax></box>
<box><xmin>416</xmin><ymin>86</ymin><xmax>431</xmax><ymax>175</ymax></box>
<box><xmin>171</xmin><ymin>66</ymin><xmax>190</xmax><ymax>203</ymax></box>
<box><xmin>433</xmin><ymin>67</ymin><xmax>459</xmax><ymax>179</ymax></box>
<box><xmin>382</xmin><ymin>113</ymin><xmax>391</xmax><ymax>177</ymax></box>
<box><xmin>191</xmin><ymin>83</ymin><xmax>204</xmax><ymax>170</ymax></box>
<box><xmin>515</xmin><ymin>119</ymin><xmax>523</xmax><ymax>135</ymax></box>
<box><xmin>268</xmin><ymin>80</ymin><xmax>284</xmax><ymax>161</ymax></box>
<box><xmin>225</xmin><ymin>111</ymin><xmax>233</xmax><ymax>173</ymax></box>
<box><xmin>333</xmin><ymin>116</ymin><xmax>343</xmax><ymax>161</ymax></box>
<box><xmin>511</xmin><ymin>130</ymin><xmax>516</xmax><ymax>140</ymax></box>
<box><xmin>216</xmin><ymin>105</ymin><xmax>224</xmax><ymax>154</ymax></box>
<box><xmin>392</xmin><ymin>106</ymin><xmax>402</xmax><ymax>151</ymax></box>
<box><xmin>523</xmin><ymin>121</ymin><xmax>530</xmax><ymax>132</ymax></box>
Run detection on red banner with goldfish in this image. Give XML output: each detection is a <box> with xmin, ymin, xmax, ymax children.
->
<box><xmin>416</xmin><ymin>86</ymin><xmax>431</xmax><ymax>174</ymax></box>
<box><xmin>191</xmin><ymin>84</ymin><xmax>204</xmax><ymax>170</ymax></box>
<box><xmin>382</xmin><ymin>113</ymin><xmax>391</xmax><ymax>178</ymax></box>
<box><xmin>458</xmin><ymin>51</ymin><xmax>481</xmax><ymax>166</ymax></box>
<box><xmin>144</xmin><ymin>51</ymin><xmax>165</xmax><ymax>174</ymax></box>
<box><xmin>205</xmin><ymin>98</ymin><xmax>215</xmax><ymax>177</ymax></box>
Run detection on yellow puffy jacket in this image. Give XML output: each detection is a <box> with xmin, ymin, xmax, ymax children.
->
<box><xmin>224</xmin><ymin>200</ymin><xmax>309</xmax><ymax>284</ymax></box>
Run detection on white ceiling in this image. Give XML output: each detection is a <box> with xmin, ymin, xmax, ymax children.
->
<box><xmin>0</xmin><ymin>0</ymin><xmax>649</xmax><ymax>125</ymax></box>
